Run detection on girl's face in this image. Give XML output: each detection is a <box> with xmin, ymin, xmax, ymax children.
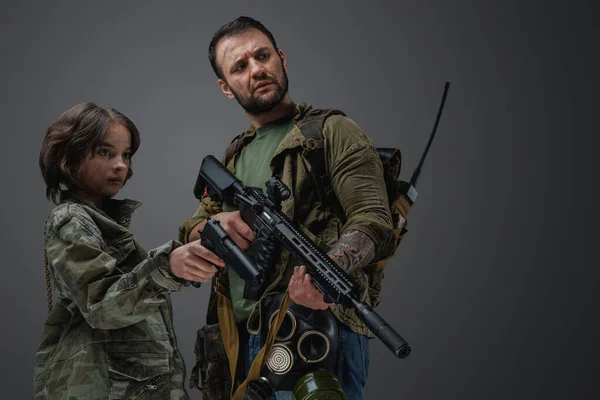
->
<box><xmin>77</xmin><ymin>123</ymin><xmax>132</xmax><ymax>208</ymax></box>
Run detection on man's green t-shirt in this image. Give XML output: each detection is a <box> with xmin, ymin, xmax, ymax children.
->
<box><xmin>222</xmin><ymin>118</ymin><xmax>294</xmax><ymax>323</ymax></box>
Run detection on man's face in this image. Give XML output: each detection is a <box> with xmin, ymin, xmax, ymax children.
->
<box><xmin>215</xmin><ymin>29</ymin><xmax>289</xmax><ymax>115</ymax></box>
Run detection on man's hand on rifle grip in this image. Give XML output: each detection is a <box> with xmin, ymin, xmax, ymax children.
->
<box><xmin>189</xmin><ymin>211</ymin><xmax>256</xmax><ymax>250</ymax></box>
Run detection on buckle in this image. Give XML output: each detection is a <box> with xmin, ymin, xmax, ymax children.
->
<box><xmin>303</xmin><ymin>138</ymin><xmax>317</xmax><ymax>151</ymax></box>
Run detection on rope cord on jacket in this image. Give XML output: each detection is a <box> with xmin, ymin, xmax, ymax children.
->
<box><xmin>44</xmin><ymin>219</ymin><xmax>53</xmax><ymax>313</ymax></box>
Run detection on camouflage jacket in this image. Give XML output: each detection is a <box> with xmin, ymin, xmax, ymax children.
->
<box><xmin>34</xmin><ymin>192</ymin><xmax>190</xmax><ymax>400</ymax></box>
<box><xmin>179</xmin><ymin>103</ymin><xmax>397</xmax><ymax>336</ymax></box>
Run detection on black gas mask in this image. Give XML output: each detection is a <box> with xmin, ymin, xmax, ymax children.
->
<box><xmin>246</xmin><ymin>292</ymin><xmax>347</xmax><ymax>400</ymax></box>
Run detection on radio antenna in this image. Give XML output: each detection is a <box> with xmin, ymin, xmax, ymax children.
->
<box><xmin>409</xmin><ymin>82</ymin><xmax>451</xmax><ymax>187</ymax></box>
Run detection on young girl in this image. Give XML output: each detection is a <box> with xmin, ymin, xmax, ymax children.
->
<box><xmin>34</xmin><ymin>103</ymin><xmax>223</xmax><ymax>399</ymax></box>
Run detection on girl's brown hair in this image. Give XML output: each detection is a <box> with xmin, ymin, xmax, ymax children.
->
<box><xmin>39</xmin><ymin>102</ymin><xmax>141</xmax><ymax>204</ymax></box>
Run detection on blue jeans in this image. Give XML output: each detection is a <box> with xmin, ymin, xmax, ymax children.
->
<box><xmin>241</xmin><ymin>324</ymin><xmax>369</xmax><ymax>400</ymax></box>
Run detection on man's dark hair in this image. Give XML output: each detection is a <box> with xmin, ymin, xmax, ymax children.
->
<box><xmin>208</xmin><ymin>16</ymin><xmax>279</xmax><ymax>80</ymax></box>
<box><xmin>39</xmin><ymin>102</ymin><xmax>141</xmax><ymax>204</ymax></box>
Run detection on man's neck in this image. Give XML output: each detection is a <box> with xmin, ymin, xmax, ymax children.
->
<box><xmin>247</xmin><ymin>96</ymin><xmax>296</xmax><ymax>129</ymax></box>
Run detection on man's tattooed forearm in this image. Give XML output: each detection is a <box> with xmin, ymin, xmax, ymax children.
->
<box><xmin>327</xmin><ymin>230</ymin><xmax>375</xmax><ymax>274</ymax></box>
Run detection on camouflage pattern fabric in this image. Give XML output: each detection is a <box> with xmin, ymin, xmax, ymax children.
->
<box><xmin>189</xmin><ymin>323</ymin><xmax>232</xmax><ymax>400</ymax></box>
<box><xmin>34</xmin><ymin>192</ymin><xmax>190</xmax><ymax>399</ymax></box>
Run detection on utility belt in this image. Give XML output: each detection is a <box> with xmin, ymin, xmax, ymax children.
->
<box><xmin>190</xmin><ymin>286</ymin><xmax>347</xmax><ymax>400</ymax></box>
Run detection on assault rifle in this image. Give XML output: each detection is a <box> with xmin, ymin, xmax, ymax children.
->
<box><xmin>193</xmin><ymin>155</ymin><xmax>411</xmax><ymax>359</ymax></box>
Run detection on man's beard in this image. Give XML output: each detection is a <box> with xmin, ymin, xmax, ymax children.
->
<box><xmin>230</xmin><ymin>68</ymin><xmax>289</xmax><ymax>116</ymax></box>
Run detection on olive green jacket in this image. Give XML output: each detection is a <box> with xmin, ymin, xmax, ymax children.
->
<box><xmin>179</xmin><ymin>103</ymin><xmax>396</xmax><ymax>336</ymax></box>
<box><xmin>34</xmin><ymin>192</ymin><xmax>190</xmax><ymax>399</ymax></box>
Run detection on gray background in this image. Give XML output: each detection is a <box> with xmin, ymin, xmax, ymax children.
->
<box><xmin>1</xmin><ymin>1</ymin><xmax>596</xmax><ymax>399</ymax></box>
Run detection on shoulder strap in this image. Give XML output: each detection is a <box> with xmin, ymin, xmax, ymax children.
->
<box><xmin>297</xmin><ymin>108</ymin><xmax>346</xmax><ymax>203</ymax></box>
<box><xmin>222</xmin><ymin>134</ymin><xmax>244</xmax><ymax>167</ymax></box>
<box><xmin>297</xmin><ymin>108</ymin><xmax>346</xmax><ymax>140</ymax></box>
